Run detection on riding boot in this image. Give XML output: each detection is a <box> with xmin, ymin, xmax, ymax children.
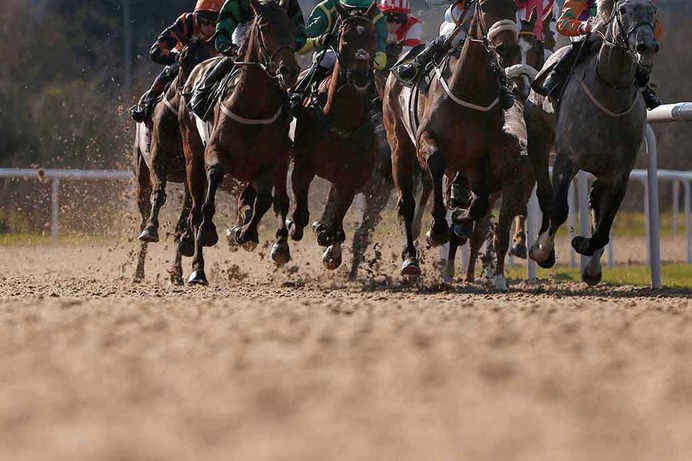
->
<box><xmin>190</xmin><ymin>57</ymin><xmax>235</xmax><ymax>119</ymax></box>
<box><xmin>397</xmin><ymin>36</ymin><xmax>448</xmax><ymax>82</ymax></box>
<box><xmin>289</xmin><ymin>63</ymin><xmax>331</xmax><ymax>115</ymax></box>
<box><xmin>636</xmin><ymin>65</ymin><xmax>662</xmax><ymax>109</ymax></box>
<box><xmin>130</xmin><ymin>64</ymin><xmax>178</xmax><ymax>123</ymax></box>
<box><xmin>534</xmin><ymin>38</ymin><xmax>591</xmax><ymax>98</ymax></box>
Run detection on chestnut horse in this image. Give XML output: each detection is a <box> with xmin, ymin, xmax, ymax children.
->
<box><xmin>384</xmin><ymin>0</ymin><xmax>521</xmax><ymax>287</ymax></box>
<box><xmin>183</xmin><ymin>0</ymin><xmax>300</xmax><ymax>286</ymax></box>
<box><xmin>133</xmin><ymin>38</ymin><xmax>214</xmax><ymax>283</ymax></box>
<box><xmin>289</xmin><ymin>3</ymin><xmax>379</xmax><ymax>270</ymax></box>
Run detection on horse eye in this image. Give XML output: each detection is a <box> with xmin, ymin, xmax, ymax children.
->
<box><xmin>619</xmin><ymin>6</ymin><xmax>626</xmax><ymax>14</ymax></box>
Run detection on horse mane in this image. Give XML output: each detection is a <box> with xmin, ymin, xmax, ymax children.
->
<box><xmin>596</xmin><ymin>0</ymin><xmax>615</xmax><ymax>22</ymax></box>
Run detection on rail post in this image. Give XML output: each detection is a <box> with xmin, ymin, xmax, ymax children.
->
<box><xmin>644</xmin><ymin>124</ymin><xmax>661</xmax><ymax>288</ymax></box>
<box><xmin>685</xmin><ymin>181</ymin><xmax>691</xmax><ymax>264</ymax></box>
<box><xmin>672</xmin><ymin>180</ymin><xmax>680</xmax><ymax>235</ymax></box>
<box><xmin>526</xmin><ymin>186</ymin><xmax>539</xmax><ymax>281</ymax></box>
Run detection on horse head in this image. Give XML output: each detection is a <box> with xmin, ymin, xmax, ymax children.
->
<box><xmin>519</xmin><ymin>7</ymin><xmax>544</xmax><ymax>67</ymax></box>
<box><xmin>474</xmin><ymin>0</ymin><xmax>520</xmax><ymax>67</ymax></box>
<box><xmin>603</xmin><ymin>0</ymin><xmax>659</xmax><ymax>68</ymax></box>
<box><xmin>541</xmin><ymin>3</ymin><xmax>556</xmax><ymax>52</ymax></box>
<box><xmin>246</xmin><ymin>0</ymin><xmax>300</xmax><ymax>89</ymax></box>
<box><xmin>333</xmin><ymin>2</ymin><xmax>378</xmax><ymax>93</ymax></box>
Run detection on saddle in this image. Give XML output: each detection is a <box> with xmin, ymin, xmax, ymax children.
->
<box><xmin>190</xmin><ymin>63</ymin><xmax>243</xmax><ymax>121</ymax></box>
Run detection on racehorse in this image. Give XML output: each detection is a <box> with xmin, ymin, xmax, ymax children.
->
<box><xmin>526</xmin><ymin>0</ymin><xmax>659</xmax><ymax>285</ymax></box>
<box><xmin>183</xmin><ymin>0</ymin><xmax>300</xmax><ymax>286</ymax></box>
<box><xmin>133</xmin><ymin>38</ymin><xmax>214</xmax><ymax>283</ymax></box>
<box><xmin>289</xmin><ymin>3</ymin><xmax>379</xmax><ymax>271</ymax></box>
<box><xmin>384</xmin><ymin>0</ymin><xmax>521</xmax><ymax>287</ymax></box>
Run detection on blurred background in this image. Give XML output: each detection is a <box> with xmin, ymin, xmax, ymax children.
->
<box><xmin>0</xmin><ymin>0</ymin><xmax>690</xmax><ymax>238</ymax></box>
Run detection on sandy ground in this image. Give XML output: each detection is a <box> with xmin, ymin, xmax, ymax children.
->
<box><xmin>1</xmin><ymin>238</ymin><xmax>691</xmax><ymax>461</ymax></box>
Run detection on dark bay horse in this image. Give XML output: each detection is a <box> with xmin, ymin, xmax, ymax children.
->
<box><xmin>289</xmin><ymin>3</ymin><xmax>379</xmax><ymax>271</ymax></box>
<box><xmin>526</xmin><ymin>0</ymin><xmax>659</xmax><ymax>285</ymax></box>
<box><xmin>133</xmin><ymin>38</ymin><xmax>214</xmax><ymax>283</ymax></box>
<box><xmin>184</xmin><ymin>0</ymin><xmax>300</xmax><ymax>286</ymax></box>
<box><xmin>384</xmin><ymin>0</ymin><xmax>520</xmax><ymax>285</ymax></box>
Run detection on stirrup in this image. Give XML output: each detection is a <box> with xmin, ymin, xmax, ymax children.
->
<box><xmin>130</xmin><ymin>104</ymin><xmax>149</xmax><ymax>123</ymax></box>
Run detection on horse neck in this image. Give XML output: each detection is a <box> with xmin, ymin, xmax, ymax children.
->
<box><xmin>323</xmin><ymin>61</ymin><xmax>369</xmax><ymax>130</ymax></box>
<box><xmin>596</xmin><ymin>31</ymin><xmax>637</xmax><ymax>88</ymax></box>
<box><xmin>231</xmin><ymin>32</ymin><xmax>281</xmax><ymax>113</ymax></box>
<box><xmin>449</xmin><ymin>29</ymin><xmax>497</xmax><ymax>102</ymax></box>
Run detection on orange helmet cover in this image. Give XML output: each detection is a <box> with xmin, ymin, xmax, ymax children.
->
<box><xmin>195</xmin><ymin>0</ymin><xmax>222</xmax><ymax>13</ymax></box>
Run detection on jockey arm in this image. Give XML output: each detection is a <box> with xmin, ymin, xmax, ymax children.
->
<box><xmin>557</xmin><ymin>0</ymin><xmax>662</xmax><ymax>38</ymax></box>
<box><xmin>150</xmin><ymin>14</ymin><xmax>196</xmax><ymax>65</ymax></box>
<box><xmin>215</xmin><ymin>0</ymin><xmax>252</xmax><ymax>52</ymax></box>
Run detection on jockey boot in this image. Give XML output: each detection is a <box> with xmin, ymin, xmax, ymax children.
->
<box><xmin>397</xmin><ymin>36</ymin><xmax>447</xmax><ymax>82</ymax></box>
<box><xmin>535</xmin><ymin>39</ymin><xmax>587</xmax><ymax>98</ymax></box>
<box><xmin>289</xmin><ymin>64</ymin><xmax>332</xmax><ymax>116</ymax></box>
<box><xmin>129</xmin><ymin>64</ymin><xmax>178</xmax><ymax>123</ymax></box>
<box><xmin>190</xmin><ymin>57</ymin><xmax>235</xmax><ymax>119</ymax></box>
<box><xmin>490</xmin><ymin>58</ymin><xmax>516</xmax><ymax>110</ymax></box>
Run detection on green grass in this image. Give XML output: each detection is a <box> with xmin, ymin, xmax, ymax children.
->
<box><xmin>505</xmin><ymin>263</ymin><xmax>692</xmax><ymax>288</ymax></box>
<box><xmin>0</xmin><ymin>233</ymin><xmax>110</xmax><ymax>246</ymax></box>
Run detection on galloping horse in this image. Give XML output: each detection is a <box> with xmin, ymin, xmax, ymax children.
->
<box><xmin>289</xmin><ymin>3</ymin><xmax>379</xmax><ymax>271</ymax></box>
<box><xmin>526</xmin><ymin>0</ymin><xmax>659</xmax><ymax>285</ymax></box>
<box><xmin>384</xmin><ymin>0</ymin><xmax>521</xmax><ymax>288</ymax></box>
<box><xmin>133</xmin><ymin>38</ymin><xmax>214</xmax><ymax>283</ymax></box>
<box><xmin>183</xmin><ymin>0</ymin><xmax>300</xmax><ymax>285</ymax></box>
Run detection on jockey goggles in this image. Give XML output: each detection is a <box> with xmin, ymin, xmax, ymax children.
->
<box><xmin>385</xmin><ymin>13</ymin><xmax>407</xmax><ymax>24</ymax></box>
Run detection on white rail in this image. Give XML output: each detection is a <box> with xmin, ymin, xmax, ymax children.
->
<box><xmin>526</xmin><ymin>102</ymin><xmax>692</xmax><ymax>288</ymax></box>
<box><xmin>0</xmin><ymin>169</ymin><xmax>132</xmax><ymax>244</ymax></box>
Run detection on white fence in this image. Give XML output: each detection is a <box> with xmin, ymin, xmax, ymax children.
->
<box><xmin>0</xmin><ymin>169</ymin><xmax>132</xmax><ymax>244</ymax></box>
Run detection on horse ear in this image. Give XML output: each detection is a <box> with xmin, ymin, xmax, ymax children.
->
<box><xmin>365</xmin><ymin>2</ymin><xmax>378</xmax><ymax>19</ymax></box>
<box><xmin>542</xmin><ymin>1</ymin><xmax>554</xmax><ymax>27</ymax></box>
<box><xmin>250</xmin><ymin>0</ymin><xmax>264</xmax><ymax>14</ymax></box>
<box><xmin>334</xmin><ymin>1</ymin><xmax>347</xmax><ymax>20</ymax></box>
<box><xmin>527</xmin><ymin>6</ymin><xmax>538</xmax><ymax>28</ymax></box>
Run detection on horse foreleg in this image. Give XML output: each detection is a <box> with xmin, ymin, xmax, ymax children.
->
<box><xmin>349</xmin><ymin>181</ymin><xmax>391</xmax><ymax>281</ymax></box>
<box><xmin>231</xmin><ymin>172</ymin><xmax>273</xmax><ymax>251</ymax></box>
<box><xmin>188</xmin><ymin>162</ymin><xmax>224</xmax><ymax>285</ymax></box>
<box><xmin>509</xmin><ymin>213</ymin><xmax>528</xmax><ymax>259</ymax></box>
<box><xmin>465</xmin><ymin>213</ymin><xmax>490</xmax><ymax>285</ymax></box>
<box><xmin>289</xmin><ymin>157</ymin><xmax>314</xmax><ymax>242</ymax></box>
<box><xmin>412</xmin><ymin>173</ymin><xmax>432</xmax><ymax>241</ymax></box>
<box><xmin>525</xmin><ymin>103</ymin><xmax>554</xmax><ymax>234</ymax></box>
<box><xmin>139</xmin><ymin>152</ymin><xmax>167</xmax><ymax>243</ymax></box>
<box><xmin>420</xmin><ymin>132</ymin><xmax>449</xmax><ymax>247</ymax></box>
<box><xmin>529</xmin><ymin>153</ymin><xmax>577</xmax><ymax>269</ymax></box>
<box><xmin>271</xmin><ymin>161</ymin><xmax>292</xmax><ymax>266</ymax></box>
<box><xmin>320</xmin><ymin>185</ymin><xmax>355</xmax><ymax>271</ymax></box>
<box><xmin>170</xmin><ymin>184</ymin><xmax>192</xmax><ymax>286</ymax></box>
<box><xmin>134</xmin><ymin>152</ymin><xmax>152</xmax><ymax>282</ymax></box>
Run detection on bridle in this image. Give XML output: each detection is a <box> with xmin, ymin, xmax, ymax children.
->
<box><xmin>330</xmin><ymin>12</ymin><xmax>376</xmax><ymax>90</ymax></box>
<box><xmin>596</xmin><ymin>0</ymin><xmax>656</xmax><ymax>55</ymax></box>
<box><xmin>233</xmin><ymin>14</ymin><xmax>295</xmax><ymax>81</ymax></box>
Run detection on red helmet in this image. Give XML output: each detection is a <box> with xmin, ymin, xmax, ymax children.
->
<box><xmin>194</xmin><ymin>0</ymin><xmax>222</xmax><ymax>13</ymax></box>
<box><xmin>379</xmin><ymin>0</ymin><xmax>410</xmax><ymax>15</ymax></box>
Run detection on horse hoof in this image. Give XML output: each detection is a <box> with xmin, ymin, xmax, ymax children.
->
<box><xmin>271</xmin><ymin>241</ymin><xmax>291</xmax><ymax>266</ymax></box>
<box><xmin>322</xmin><ymin>244</ymin><xmax>342</xmax><ymax>270</ymax></box>
<box><xmin>170</xmin><ymin>274</ymin><xmax>185</xmax><ymax>286</ymax></box>
<box><xmin>425</xmin><ymin>229</ymin><xmax>449</xmax><ymax>248</ymax></box>
<box><xmin>582</xmin><ymin>269</ymin><xmax>602</xmax><ymax>287</ymax></box>
<box><xmin>452</xmin><ymin>222</ymin><xmax>473</xmax><ymax>240</ymax></box>
<box><xmin>188</xmin><ymin>270</ymin><xmax>208</xmax><ymax>286</ymax></box>
<box><xmin>226</xmin><ymin>226</ymin><xmax>243</xmax><ymax>247</ymax></box>
<box><xmin>242</xmin><ymin>241</ymin><xmax>258</xmax><ymax>252</ymax></box>
<box><xmin>317</xmin><ymin>231</ymin><xmax>333</xmax><ymax>247</ymax></box>
<box><xmin>200</xmin><ymin>223</ymin><xmax>218</xmax><ymax>247</ymax></box>
<box><xmin>287</xmin><ymin>220</ymin><xmax>304</xmax><ymax>241</ymax></box>
<box><xmin>529</xmin><ymin>244</ymin><xmax>556</xmax><ymax>268</ymax></box>
<box><xmin>493</xmin><ymin>275</ymin><xmax>509</xmax><ymax>292</ymax></box>
<box><xmin>177</xmin><ymin>233</ymin><xmax>195</xmax><ymax>258</ymax></box>
<box><xmin>312</xmin><ymin>221</ymin><xmax>327</xmax><ymax>234</ymax></box>
<box><xmin>401</xmin><ymin>257</ymin><xmax>421</xmax><ymax>277</ymax></box>
<box><xmin>572</xmin><ymin>236</ymin><xmax>595</xmax><ymax>256</ymax></box>
<box><xmin>509</xmin><ymin>243</ymin><xmax>527</xmax><ymax>259</ymax></box>
<box><xmin>537</xmin><ymin>250</ymin><xmax>556</xmax><ymax>269</ymax></box>
<box><xmin>139</xmin><ymin>226</ymin><xmax>159</xmax><ymax>243</ymax></box>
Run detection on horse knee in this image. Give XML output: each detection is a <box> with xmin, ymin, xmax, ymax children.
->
<box><xmin>207</xmin><ymin>164</ymin><xmax>224</xmax><ymax>184</ymax></box>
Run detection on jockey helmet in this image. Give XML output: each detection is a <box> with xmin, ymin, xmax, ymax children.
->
<box><xmin>379</xmin><ymin>0</ymin><xmax>410</xmax><ymax>15</ymax></box>
<box><xmin>195</xmin><ymin>0</ymin><xmax>222</xmax><ymax>17</ymax></box>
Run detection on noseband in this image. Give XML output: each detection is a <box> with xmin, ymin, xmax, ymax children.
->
<box><xmin>331</xmin><ymin>14</ymin><xmax>375</xmax><ymax>89</ymax></box>
<box><xmin>233</xmin><ymin>15</ymin><xmax>295</xmax><ymax>80</ymax></box>
<box><xmin>599</xmin><ymin>0</ymin><xmax>656</xmax><ymax>54</ymax></box>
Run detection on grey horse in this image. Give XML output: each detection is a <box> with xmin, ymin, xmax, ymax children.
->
<box><xmin>525</xmin><ymin>0</ymin><xmax>660</xmax><ymax>285</ymax></box>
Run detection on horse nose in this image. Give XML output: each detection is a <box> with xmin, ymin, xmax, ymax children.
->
<box><xmin>637</xmin><ymin>41</ymin><xmax>659</xmax><ymax>54</ymax></box>
<box><xmin>279</xmin><ymin>64</ymin><xmax>299</xmax><ymax>85</ymax></box>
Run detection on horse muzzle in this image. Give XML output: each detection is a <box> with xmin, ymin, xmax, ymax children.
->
<box><xmin>277</xmin><ymin>63</ymin><xmax>300</xmax><ymax>90</ymax></box>
<box><xmin>347</xmin><ymin>69</ymin><xmax>372</xmax><ymax>93</ymax></box>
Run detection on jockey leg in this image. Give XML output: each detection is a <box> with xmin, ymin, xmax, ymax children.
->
<box><xmin>289</xmin><ymin>50</ymin><xmax>335</xmax><ymax>115</ymax></box>
<box><xmin>488</xmin><ymin>53</ymin><xmax>516</xmax><ymax>110</ymax></box>
<box><xmin>130</xmin><ymin>63</ymin><xmax>179</xmax><ymax>123</ymax></box>
<box><xmin>397</xmin><ymin>36</ymin><xmax>448</xmax><ymax>82</ymax></box>
<box><xmin>189</xmin><ymin>57</ymin><xmax>235</xmax><ymax>119</ymax></box>
<box><xmin>636</xmin><ymin>65</ymin><xmax>662</xmax><ymax>110</ymax></box>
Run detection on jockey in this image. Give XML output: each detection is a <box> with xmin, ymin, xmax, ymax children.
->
<box><xmin>288</xmin><ymin>0</ymin><xmax>388</xmax><ymax>111</ymax></box>
<box><xmin>380</xmin><ymin>0</ymin><xmax>423</xmax><ymax>69</ymax></box>
<box><xmin>189</xmin><ymin>0</ymin><xmax>307</xmax><ymax>118</ymax></box>
<box><xmin>130</xmin><ymin>0</ymin><xmax>222</xmax><ymax>122</ymax></box>
<box><xmin>538</xmin><ymin>0</ymin><xmax>662</xmax><ymax>108</ymax></box>
<box><xmin>396</xmin><ymin>0</ymin><xmax>515</xmax><ymax>110</ymax></box>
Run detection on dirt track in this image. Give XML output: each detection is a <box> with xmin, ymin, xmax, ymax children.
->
<box><xmin>1</xmin><ymin>242</ymin><xmax>691</xmax><ymax>460</ymax></box>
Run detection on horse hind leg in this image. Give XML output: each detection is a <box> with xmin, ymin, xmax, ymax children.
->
<box><xmin>288</xmin><ymin>159</ymin><xmax>314</xmax><ymax>242</ymax></box>
<box><xmin>349</xmin><ymin>181</ymin><xmax>391</xmax><ymax>281</ymax></box>
<box><xmin>420</xmin><ymin>132</ymin><xmax>449</xmax><ymax>247</ymax></box>
<box><xmin>134</xmin><ymin>151</ymin><xmax>152</xmax><ymax>282</ymax></box>
<box><xmin>412</xmin><ymin>173</ymin><xmax>432</xmax><ymax>241</ymax></box>
<box><xmin>271</xmin><ymin>162</ymin><xmax>292</xmax><ymax>266</ymax></box>
<box><xmin>529</xmin><ymin>153</ymin><xmax>578</xmax><ymax>268</ymax></box>
<box><xmin>170</xmin><ymin>184</ymin><xmax>192</xmax><ymax>286</ymax></box>
<box><xmin>509</xmin><ymin>213</ymin><xmax>528</xmax><ymax>259</ymax></box>
<box><xmin>230</xmin><ymin>172</ymin><xmax>273</xmax><ymax>251</ymax></box>
<box><xmin>320</xmin><ymin>184</ymin><xmax>356</xmax><ymax>271</ymax></box>
<box><xmin>465</xmin><ymin>213</ymin><xmax>490</xmax><ymax>285</ymax></box>
<box><xmin>139</xmin><ymin>151</ymin><xmax>168</xmax><ymax>243</ymax></box>
<box><xmin>188</xmin><ymin>164</ymin><xmax>224</xmax><ymax>285</ymax></box>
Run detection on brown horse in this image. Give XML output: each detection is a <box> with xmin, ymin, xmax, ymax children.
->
<box><xmin>182</xmin><ymin>0</ymin><xmax>300</xmax><ymax>286</ymax></box>
<box><xmin>289</xmin><ymin>3</ymin><xmax>379</xmax><ymax>270</ymax></box>
<box><xmin>384</xmin><ymin>0</ymin><xmax>520</xmax><ymax>283</ymax></box>
<box><xmin>133</xmin><ymin>38</ymin><xmax>214</xmax><ymax>284</ymax></box>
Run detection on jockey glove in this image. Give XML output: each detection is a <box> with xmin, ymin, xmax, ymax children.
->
<box><xmin>374</xmin><ymin>51</ymin><xmax>387</xmax><ymax>71</ymax></box>
<box><xmin>317</xmin><ymin>32</ymin><xmax>333</xmax><ymax>49</ymax></box>
<box><xmin>218</xmin><ymin>39</ymin><xmax>239</xmax><ymax>57</ymax></box>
